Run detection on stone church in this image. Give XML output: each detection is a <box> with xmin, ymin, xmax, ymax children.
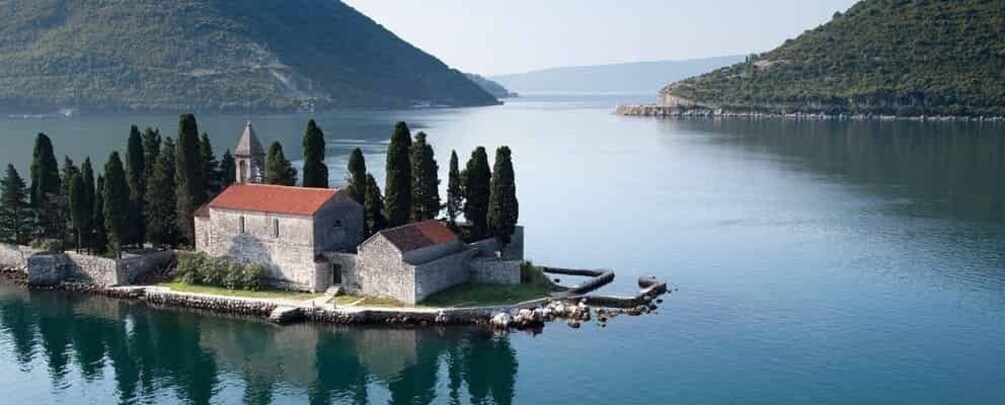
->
<box><xmin>194</xmin><ymin>123</ymin><xmax>523</xmax><ymax>304</ymax></box>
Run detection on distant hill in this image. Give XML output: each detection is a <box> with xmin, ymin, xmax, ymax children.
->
<box><xmin>465</xmin><ymin>74</ymin><xmax>518</xmax><ymax>99</ymax></box>
<box><xmin>661</xmin><ymin>0</ymin><xmax>1005</xmax><ymax>117</ymax></box>
<box><xmin>0</xmin><ymin>0</ymin><xmax>498</xmax><ymax>113</ymax></box>
<box><xmin>491</xmin><ymin>56</ymin><xmax>744</xmax><ymax>94</ymax></box>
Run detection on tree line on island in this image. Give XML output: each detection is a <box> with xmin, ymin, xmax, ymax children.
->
<box><xmin>0</xmin><ymin>115</ymin><xmax>518</xmax><ymax>258</ymax></box>
<box><xmin>344</xmin><ymin>121</ymin><xmax>519</xmax><ymax>244</ymax></box>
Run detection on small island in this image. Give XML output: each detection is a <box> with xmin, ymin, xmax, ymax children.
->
<box><xmin>0</xmin><ymin>115</ymin><xmax>667</xmax><ymax>331</ymax></box>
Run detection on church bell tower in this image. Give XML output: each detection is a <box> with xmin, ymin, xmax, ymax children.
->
<box><xmin>234</xmin><ymin>121</ymin><xmax>265</xmax><ymax>184</ymax></box>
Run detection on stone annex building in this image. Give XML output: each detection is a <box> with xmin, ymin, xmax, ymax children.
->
<box><xmin>194</xmin><ymin>123</ymin><xmax>523</xmax><ymax>304</ymax></box>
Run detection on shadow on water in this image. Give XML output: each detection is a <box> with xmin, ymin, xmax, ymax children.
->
<box><xmin>669</xmin><ymin>119</ymin><xmax>1005</xmax><ymax>224</ymax></box>
<box><xmin>0</xmin><ymin>286</ymin><xmax>518</xmax><ymax>404</ymax></box>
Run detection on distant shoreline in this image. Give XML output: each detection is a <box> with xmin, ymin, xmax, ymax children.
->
<box><xmin>615</xmin><ymin>104</ymin><xmax>1005</xmax><ymax>122</ymax></box>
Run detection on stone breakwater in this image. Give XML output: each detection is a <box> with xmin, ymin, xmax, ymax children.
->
<box><xmin>615</xmin><ymin>104</ymin><xmax>1005</xmax><ymax>122</ymax></box>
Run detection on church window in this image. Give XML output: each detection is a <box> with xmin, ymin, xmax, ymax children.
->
<box><xmin>239</xmin><ymin>216</ymin><xmax>246</xmax><ymax>234</ymax></box>
<box><xmin>274</xmin><ymin>219</ymin><xmax>280</xmax><ymax>238</ymax></box>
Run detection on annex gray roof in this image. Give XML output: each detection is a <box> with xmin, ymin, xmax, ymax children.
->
<box><xmin>235</xmin><ymin>121</ymin><xmax>265</xmax><ymax>157</ymax></box>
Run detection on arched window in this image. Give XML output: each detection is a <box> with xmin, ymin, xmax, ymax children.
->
<box><xmin>238</xmin><ymin>160</ymin><xmax>248</xmax><ymax>182</ymax></box>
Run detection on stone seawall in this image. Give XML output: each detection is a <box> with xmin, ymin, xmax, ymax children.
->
<box><xmin>145</xmin><ymin>290</ymin><xmax>278</xmax><ymax>317</ymax></box>
<box><xmin>0</xmin><ymin>244</ymin><xmax>174</xmax><ymax>287</ymax></box>
<box><xmin>615</xmin><ymin>104</ymin><xmax>1005</xmax><ymax>122</ymax></box>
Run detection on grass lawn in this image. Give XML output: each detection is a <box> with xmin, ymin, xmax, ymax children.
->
<box><xmin>158</xmin><ymin>281</ymin><xmax>324</xmax><ymax>301</ymax></box>
<box><xmin>420</xmin><ymin>283</ymin><xmax>551</xmax><ymax>307</ymax></box>
<box><xmin>332</xmin><ymin>295</ymin><xmax>407</xmax><ymax>307</ymax></box>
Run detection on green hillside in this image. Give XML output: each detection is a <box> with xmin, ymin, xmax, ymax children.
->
<box><xmin>0</xmin><ymin>0</ymin><xmax>498</xmax><ymax>113</ymax></box>
<box><xmin>663</xmin><ymin>0</ymin><xmax>1005</xmax><ymax>117</ymax></box>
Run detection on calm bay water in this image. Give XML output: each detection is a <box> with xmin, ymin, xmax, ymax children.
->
<box><xmin>1</xmin><ymin>94</ymin><xmax>1004</xmax><ymax>404</ymax></box>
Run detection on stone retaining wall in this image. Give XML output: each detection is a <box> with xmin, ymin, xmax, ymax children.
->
<box><xmin>0</xmin><ymin>244</ymin><xmax>43</xmax><ymax>270</ymax></box>
<box><xmin>144</xmin><ymin>290</ymin><xmax>278</xmax><ymax>317</ymax></box>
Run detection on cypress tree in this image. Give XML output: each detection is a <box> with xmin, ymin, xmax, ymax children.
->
<box><xmin>175</xmin><ymin>114</ymin><xmax>205</xmax><ymax>245</ymax></box>
<box><xmin>147</xmin><ymin>138</ymin><xmax>179</xmax><ymax>248</ymax></box>
<box><xmin>60</xmin><ymin>157</ymin><xmax>80</xmax><ymax>203</ymax></box>
<box><xmin>446</xmin><ymin>150</ymin><xmax>463</xmax><ymax>227</ymax></box>
<box><xmin>364</xmin><ymin>174</ymin><xmax>387</xmax><ymax>237</ymax></box>
<box><xmin>302</xmin><ymin>119</ymin><xmax>329</xmax><ymax>188</ymax></box>
<box><xmin>68</xmin><ymin>171</ymin><xmax>87</xmax><ymax>252</ymax></box>
<box><xmin>487</xmin><ymin>146</ymin><xmax>519</xmax><ymax>244</ymax></box>
<box><xmin>142</xmin><ymin>127</ymin><xmax>161</xmax><ymax>190</ymax></box>
<box><xmin>463</xmin><ymin>147</ymin><xmax>492</xmax><ymax>239</ymax></box>
<box><xmin>220</xmin><ymin>150</ymin><xmax>236</xmax><ymax>190</ymax></box>
<box><xmin>92</xmin><ymin>175</ymin><xmax>108</xmax><ymax>255</ymax></box>
<box><xmin>200</xmin><ymin>133</ymin><xmax>221</xmax><ymax>197</ymax></box>
<box><xmin>79</xmin><ymin>158</ymin><xmax>95</xmax><ymax>252</ymax></box>
<box><xmin>30</xmin><ymin>133</ymin><xmax>61</xmax><ymax>239</ymax></box>
<box><xmin>384</xmin><ymin>122</ymin><xmax>412</xmax><ymax>227</ymax></box>
<box><xmin>59</xmin><ymin>157</ymin><xmax>79</xmax><ymax>244</ymax></box>
<box><xmin>346</xmin><ymin>148</ymin><xmax>367</xmax><ymax>205</ymax></box>
<box><xmin>125</xmin><ymin>125</ymin><xmax>146</xmax><ymax>247</ymax></box>
<box><xmin>409</xmin><ymin>132</ymin><xmax>440</xmax><ymax>221</ymax></box>
<box><xmin>0</xmin><ymin>164</ymin><xmax>32</xmax><ymax>245</ymax></box>
<box><xmin>103</xmin><ymin>152</ymin><xmax>129</xmax><ymax>258</ymax></box>
<box><xmin>265</xmin><ymin>142</ymin><xmax>297</xmax><ymax>186</ymax></box>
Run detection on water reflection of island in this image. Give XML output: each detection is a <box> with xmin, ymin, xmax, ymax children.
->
<box><xmin>0</xmin><ymin>287</ymin><xmax>517</xmax><ymax>404</ymax></box>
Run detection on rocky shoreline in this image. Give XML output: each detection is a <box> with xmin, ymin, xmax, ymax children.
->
<box><xmin>1</xmin><ymin>265</ymin><xmax>671</xmax><ymax>332</ymax></box>
<box><xmin>615</xmin><ymin>104</ymin><xmax>1005</xmax><ymax>122</ymax></box>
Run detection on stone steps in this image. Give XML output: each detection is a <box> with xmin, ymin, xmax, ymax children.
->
<box><xmin>268</xmin><ymin>306</ymin><xmax>304</xmax><ymax>324</ymax></box>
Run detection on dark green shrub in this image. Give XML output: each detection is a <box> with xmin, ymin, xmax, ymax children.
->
<box><xmin>174</xmin><ymin>251</ymin><xmax>272</xmax><ymax>291</ymax></box>
<box><xmin>223</xmin><ymin>261</ymin><xmax>244</xmax><ymax>290</ymax></box>
<box><xmin>242</xmin><ymin>263</ymin><xmax>267</xmax><ymax>291</ymax></box>
<box><xmin>175</xmin><ymin>252</ymin><xmax>204</xmax><ymax>285</ymax></box>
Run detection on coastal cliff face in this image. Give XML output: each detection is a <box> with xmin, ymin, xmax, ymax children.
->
<box><xmin>639</xmin><ymin>0</ymin><xmax>1005</xmax><ymax>118</ymax></box>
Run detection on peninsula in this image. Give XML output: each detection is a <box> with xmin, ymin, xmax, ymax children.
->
<box><xmin>618</xmin><ymin>0</ymin><xmax>1005</xmax><ymax>120</ymax></box>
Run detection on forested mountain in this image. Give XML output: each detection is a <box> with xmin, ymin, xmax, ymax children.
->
<box><xmin>465</xmin><ymin>73</ymin><xmax>518</xmax><ymax>99</ymax></box>
<box><xmin>661</xmin><ymin>0</ymin><xmax>1005</xmax><ymax>117</ymax></box>
<box><xmin>0</xmin><ymin>0</ymin><xmax>498</xmax><ymax>113</ymax></box>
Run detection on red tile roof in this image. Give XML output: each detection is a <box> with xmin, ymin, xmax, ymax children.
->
<box><xmin>207</xmin><ymin>184</ymin><xmax>340</xmax><ymax>216</ymax></box>
<box><xmin>379</xmin><ymin>220</ymin><xmax>457</xmax><ymax>252</ymax></box>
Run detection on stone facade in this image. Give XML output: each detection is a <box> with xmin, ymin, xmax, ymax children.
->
<box><xmin>353</xmin><ymin>235</ymin><xmax>417</xmax><ymax>303</ymax></box>
<box><xmin>345</xmin><ymin>223</ymin><xmax>524</xmax><ymax>305</ymax></box>
<box><xmin>196</xmin><ymin>189</ymin><xmax>363</xmax><ymax>292</ymax></box>
<box><xmin>470</xmin><ymin>258</ymin><xmax>522</xmax><ymax>285</ymax></box>
<box><xmin>413</xmin><ymin>249</ymin><xmax>479</xmax><ymax>302</ymax></box>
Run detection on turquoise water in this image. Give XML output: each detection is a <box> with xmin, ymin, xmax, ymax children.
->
<box><xmin>2</xmin><ymin>95</ymin><xmax>1005</xmax><ymax>403</ymax></box>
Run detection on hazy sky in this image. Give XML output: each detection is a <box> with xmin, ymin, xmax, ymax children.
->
<box><xmin>342</xmin><ymin>0</ymin><xmax>859</xmax><ymax>75</ymax></box>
